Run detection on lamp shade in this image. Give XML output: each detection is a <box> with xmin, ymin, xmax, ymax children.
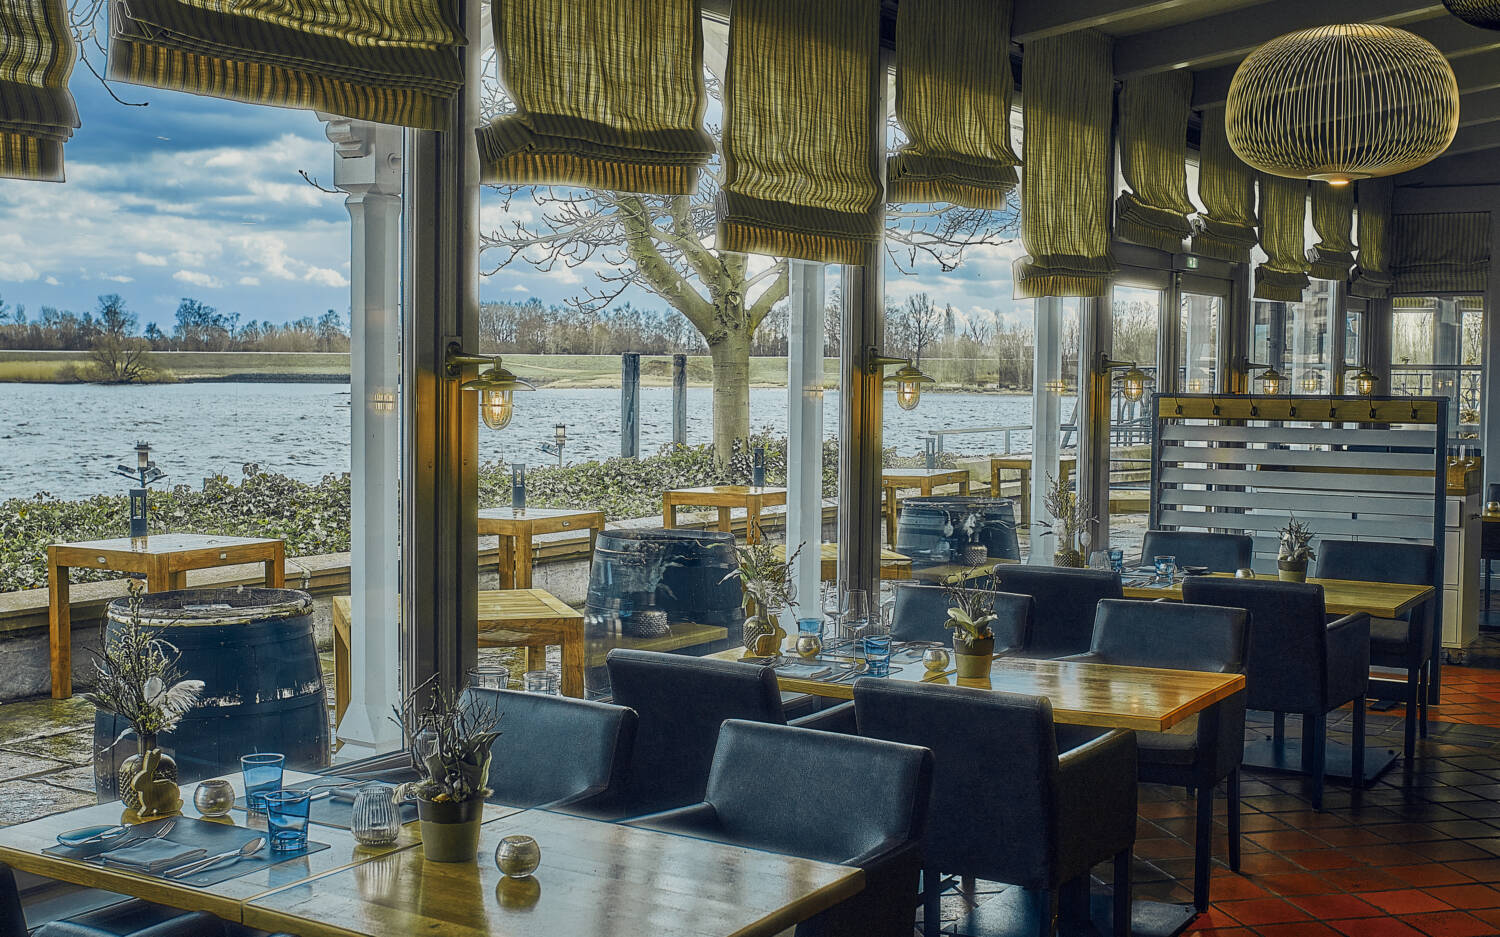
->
<box><xmin>1226</xmin><ymin>25</ymin><xmax>1458</xmax><ymax>185</ymax></box>
<box><xmin>1444</xmin><ymin>1</ymin><xmax>1500</xmax><ymax>30</ymax></box>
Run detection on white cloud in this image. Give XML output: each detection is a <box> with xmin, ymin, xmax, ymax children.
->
<box><xmin>510</xmin><ymin>285</ymin><xmax>529</xmax><ymax>293</ymax></box>
<box><xmin>0</xmin><ymin>260</ymin><xmax>38</xmax><ymax>281</ymax></box>
<box><xmin>134</xmin><ymin>252</ymin><xmax>168</xmax><ymax>267</ymax></box>
<box><xmin>173</xmin><ymin>270</ymin><xmax>222</xmax><ymax>288</ymax></box>
<box><xmin>237</xmin><ymin>276</ymin><xmax>261</xmax><ymax>286</ymax></box>
<box><xmin>44</xmin><ymin>276</ymin><xmax>60</xmax><ymax>286</ymax></box>
<box><xmin>101</xmin><ymin>274</ymin><xmax>135</xmax><ymax>283</ymax></box>
<box><xmin>302</xmin><ymin>266</ymin><xmax>348</xmax><ymax>288</ymax></box>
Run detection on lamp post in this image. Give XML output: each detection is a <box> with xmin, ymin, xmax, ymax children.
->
<box><xmin>111</xmin><ymin>442</ymin><xmax>166</xmax><ymax>540</ymax></box>
<box><xmin>539</xmin><ymin>423</ymin><xmax>567</xmax><ymax>467</ymax></box>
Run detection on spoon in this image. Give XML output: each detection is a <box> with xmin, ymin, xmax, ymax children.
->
<box><xmin>166</xmin><ymin>836</ymin><xmax>265</xmax><ymax>879</ymax></box>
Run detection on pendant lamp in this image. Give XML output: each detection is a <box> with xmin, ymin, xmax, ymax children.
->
<box><xmin>1444</xmin><ymin>1</ymin><xmax>1500</xmax><ymax>30</ymax></box>
<box><xmin>1226</xmin><ymin>25</ymin><xmax>1459</xmax><ymax>185</ymax></box>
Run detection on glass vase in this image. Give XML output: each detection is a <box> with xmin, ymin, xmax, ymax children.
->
<box><xmin>352</xmin><ymin>784</ymin><xmax>402</xmax><ymax>846</ymax></box>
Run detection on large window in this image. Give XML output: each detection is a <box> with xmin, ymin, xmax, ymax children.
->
<box><xmin>1392</xmin><ymin>296</ymin><xmax>1484</xmax><ymax>437</ymax></box>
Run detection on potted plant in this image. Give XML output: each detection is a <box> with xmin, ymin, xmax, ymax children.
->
<box><xmin>623</xmin><ymin>553</ymin><xmax>682</xmax><ymax>638</ymax></box>
<box><xmin>396</xmin><ymin>679</ymin><xmax>501</xmax><ymax>862</ymax></box>
<box><xmin>942</xmin><ymin>575</ymin><xmax>998</xmax><ymax>678</ymax></box>
<box><xmin>722</xmin><ymin>540</ymin><xmax>802</xmax><ymax>656</ymax></box>
<box><xmin>1040</xmin><ymin>474</ymin><xmax>1094</xmax><ymax>568</ymax></box>
<box><xmin>82</xmin><ymin>580</ymin><xmax>204</xmax><ymax>817</ymax></box>
<box><xmin>957</xmin><ymin>509</ymin><xmax>989</xmax><ymax>566</ymax></box>
<box><xmin>1277</xmin><ymin>517</ymin><xmax>1316</xmax><ymax>582</ymax></box>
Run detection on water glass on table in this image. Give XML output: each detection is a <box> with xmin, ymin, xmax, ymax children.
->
<box><xmin>351</xmin><ymin>784</ymin><xmax>401</xmax><ymax>847</ymax></box>
<box><xmin>1153</xmin><ymin>554</ymin><xmax>1178</xmax><ymax>584</ymax></box>
<box><xmin>263</xmin><ymin>790</ymin><xmax>311</xmax><ymax>853</ymax></box>
<box><xmin>241</xmin><ymin>753</ymin><xmax>284</xmax><ymax>814</ymax></box>
<box><xmin>1108</xmin><ymin>548</ymin><xmax>1124</xmax><ymax>573</ymax></box>
<box><xmin>467</xmin><ymin>667</ymin><xmax>509</xmax><ymax>691</ymax></box>
<box><xmin>861</xmin><ymin>634</ymin><xmax>893</xmax><ymax>677</ymax></box>
<box><xmin>523</xmin><ymin>670</ymin><xmax>560</xmax><ymax>695</ymax></box>
<box><xmin>795</xmin><ymin>618</ymin><xmax>823</xmax><ymax>660</ymax></box>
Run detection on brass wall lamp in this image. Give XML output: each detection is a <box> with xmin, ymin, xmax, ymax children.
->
<box><xmin>1095</xmin><ymin>354</ymin><xmax>1148</xmax><ymax>402</ymax></box>
<box><xmin>446</xmin><ymin>343</ymin><xmax>535</xmax><ymax>430</ymax></box>
<box><xmin>867</xmin><ymin>348</ymin><xmax>935</xmax><ymax>410</ymax></box>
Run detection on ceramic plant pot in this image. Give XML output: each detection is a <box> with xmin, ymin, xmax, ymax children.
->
<box><xmin>951</xmin><ymin>634</ymin><xmax>995</xmax><ymax>679</ymax></box>
<box><xmin>1277</xmin><ymin>559</ymin><xmax>1308</xmax><ymax>583</ymax></box>
<box><xmin>1053</xmin><ymin>548</ymin><xmax>1084</xmax><ymax>569</ymax></box>
<box><xmin>418</xmin><ymin>797</ymin><xmax>485</xmax><ymax>863</ymax></box>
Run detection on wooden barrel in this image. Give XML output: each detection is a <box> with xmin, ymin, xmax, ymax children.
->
<box><xmin>896</xmin><ymin>497</ymin><xmax>1020</xmax><ymax>572</ymax></box>
<box><xmin>93</xmin><ymin>588</ymin><xmax>330</xmax><ymax>799</ymax></box>
<box><xmin>583</xmin><ymin>528</ymin><xmax>743</xmax><ymax>698</ymax></box>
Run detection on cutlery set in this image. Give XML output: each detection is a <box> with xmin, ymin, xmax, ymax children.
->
<box><xmin>59</xmin><ymin>817</ymin><xmax>266</xmax><ymax>880</ymax></box>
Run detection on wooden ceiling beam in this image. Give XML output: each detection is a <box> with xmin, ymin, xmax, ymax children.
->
<box><xmin>1012</xmin><ymin>0</ymin><xmax>1229</xmax><ymax>43</ymax></box>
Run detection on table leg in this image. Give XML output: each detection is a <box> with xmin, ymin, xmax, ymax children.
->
<box><xmin>662</xmin><ymin>497</ymin><xmax>676</xmax><ymax>529</ymax></box>
<box><xmin>718</xmin><ymin>507</ymin><xmax>733</xmax><ymax>536</ymax></box>
<box><xmin>47</xmin><ymin>556</ymin><xmax>70</xmax><ymax>699</ymax></box>
<box><xmin>560</xmin><ymin>630</ymin><xmax>585</xmax><ymax>698</ymax></box>
<box><xmin>1019</xmin><ymin>469</ymin><xmax>1031</xmax><ymax>526</ymax></box>
<box><xmin>885</xmin><ymin>486</ymin><xmax>898</xmax><ymax>548</ymax></box>
<box><xmin>497</xmin><ymin>536</ymin><xmax>516</xmax><ymax>590</ymax></box>
<box><xmin>959</xmin><ymin>479</ymin><xmax>970</xmax><ymax>495</ymax></box>
<box><xmin>333</xmin><ymin>601</ymin><xmax>351</xmax><ymax>726</ymax></box>
<box><xmin>516</xmin><ymin>534</ymin><xmax>535</xmax><ymax>589</ymax></box>
<box><xmin>525</xmin><ymin>644</ymin><xmax>547</xmax><ymax>673</ymax></box>
<box><xmin>746</xmin><ymin>501</ymin><xmax>764</xmax><ymax>544</ymax></box>
<box><xmin>266</xmin><ymin>543</ymin><xmax>285</xmax><ymax>588</ymax></box>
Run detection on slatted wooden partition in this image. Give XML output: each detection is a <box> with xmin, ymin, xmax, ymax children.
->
<box><xmin>1151</xmin><ymin>394</ymin><xmax>1448</xmax><ymax>699</ymax></box>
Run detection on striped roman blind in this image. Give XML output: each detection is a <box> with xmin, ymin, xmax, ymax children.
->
<box><xmin>108</xmin><ymin>0</ymin><xmax>466</xmax><ymax>130</ymax></box>
<box><xmin>1116</xmin><ymin>71</ymin><xmax>1195</xmax><ymax>254</ymax></box>
<box><xmin>1254</xmin><ymin>174</ymin><xmax>1310</xmax><ymax>301</ymax></box>
<box><xmin>1350</xmin><ymin>178</ymin><xmax>1394</xmax><ymax>299</ymax></box>
<box><xmin>1391</xmin><ymin>212</ymin><xmax>1490</xmax><ymax>294</ymax></box>
<box><xmin>1014</xmin><ymin>29</ymin><xmax>1116</xmax><ymax>297</ymax></box>
<box><xmin>0</xmin><ymin>0</ymin><xmax>77</xmax><ymax>182</ymax></box>
<box><xmin>887</xmin><ymin>0</ymin><xmax>1019</xmax><ymax>209</ymax></box>
<box><xmin>477</xmin><ymin>0</ymin><xmax>714</xmax><ymax>194</ymax></box>
<box><xmin>1307</xmin><ymin>182</ymin><xmax>1355</xmax><ymax>281</ymax></box>
<box><xmin>1190</xmin><ymin>106</ymin><xmax>1258</xmax><ymax>263</ymax></box>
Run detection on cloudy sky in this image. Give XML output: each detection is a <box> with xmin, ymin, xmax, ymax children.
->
<box><xmin>0</xmin><ymin>69</ymin><xmax>1030</xmax><ymax>334</ymax></box>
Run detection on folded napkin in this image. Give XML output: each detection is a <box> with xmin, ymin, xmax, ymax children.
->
<box><xmin>99</xmin><ymin>839</ymin><xmax>206</xmax><ymax>874</ymax></box>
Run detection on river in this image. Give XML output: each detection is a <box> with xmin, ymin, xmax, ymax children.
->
<box><xmin>0</xmin><ymin>383</ymin><xmax>1070</xmax><ymax>501</ymax></box>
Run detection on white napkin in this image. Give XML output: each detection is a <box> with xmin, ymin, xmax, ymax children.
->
<box><xmin>99</xmin><ymin>839</ymin><xmax>206</xmax><ymax>874</ymax></box>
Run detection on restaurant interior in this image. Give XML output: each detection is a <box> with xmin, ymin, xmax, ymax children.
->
<box><xmin>10</xmin><ymin>0</ymin><xmax>1500</xmax><ymax>936</ymax></box>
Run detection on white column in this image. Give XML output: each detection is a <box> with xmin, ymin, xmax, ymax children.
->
<box><xmin>1030</xmin><ymin>297</ymin><xmax>1063</xmax><ymax>562</ymax></box>
<box><xmin>323</xmin><ymin>116</ymin><xmax>404</xmax><ymax>760</ymax></box>
<box><xmin>1183</xmin><ymin>294</ymin><xmax>1215</xmax><ymax>393</ymax></box>
<box><xmin>787</xmin><ymin>261</ymin><xmax>825</xmax><ymax>623</ymax></box>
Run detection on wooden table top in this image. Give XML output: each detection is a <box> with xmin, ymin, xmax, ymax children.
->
<box><xmin>772</xmin><ymin>543</ymin><xmax>912</xmax><ymax>576</ymax></box>
<box><xmin>1122</xmin><ymin>573</ymin><xmax>1433</xmax><ymax>619</ymax></box>
<box><xmin>664</xmin><ymin>485</ymin><xmax>788</xmax><ymax>502</ymax></box>
<box><xmin>477</xmin><ymin>506</ymin><xmax>605</xmax><ymax>533</ymax></box>
<box><xmin>989</xmin><ymin>455</ymin><xmax>1077</xmax><ymax>470</ymax></box>
<box><xmin>477</xmin><ymin>589</ymin><xmax>584</xmax><ymax>627</ymax></box>
<box><xmin>709</xmin><ymin>647</ymin><xmax>1241</xmax><ymax>732</ymax></box>
<box><xmin>242</xmin><ymin>808</ymin><xmax>864</xmax><ymax>937</ymax></box>
<box><xmin>50</xmin><ymin>534</ymin><xmax>282</xmax><ymax>558</ymax></box>
<box><xmin>880</xmin><ymin>468</ymin><xmax>970</xmax><ymax>483</ymax></box>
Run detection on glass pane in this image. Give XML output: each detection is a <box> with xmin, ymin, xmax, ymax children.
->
<box><xmin>1252</xmin><ymin>279</ymin><xmax>1337</xmax><ymax>395</ymax></box>
<box><xmin>1108</xmin><ymin>285</ymin><xmax>1162</xmax><ymax>562</ymax></box>
<box><xmin>1392</xmin><ymin>296</ymin><xmax>1484</xmax><ymax>437</ymax></box>
<box><xmin>1179</xmin><ymin>293</ymin><xmax>1222</xmax><ymax>393</ymax></box>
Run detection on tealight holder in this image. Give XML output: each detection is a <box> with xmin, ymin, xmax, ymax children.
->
<box><xmin>496</xmin><ymin>834</ymin><xmax>541</xmax><ymax>878</ymax></box>
<box><xmin>192</xmin><ymin>779</ymin><xmax>235</xmax><ymax>818</ymax></box>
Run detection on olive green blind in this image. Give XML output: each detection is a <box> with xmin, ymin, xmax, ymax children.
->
<box><xmin>0</xmin><ymin>0</ymin><xmax>77</xmax><ymax>182</ymax></box>
<box><xmin>1015</xmin><ymin>29</ymin><xmax>1116</xmax><ymax>298</ymax></box>
<box><xmin>1391</xmin><ymin>212</ymin><xmax>1490</xmax><ymax>294</ymax></box>
<box><xmin>717</xmin><ymin>0</ymin><xmax>882</xmax><ymax>264</ymax></box>
<box><xmin>1307</xmin><ymin>182</ymin><xmax>1355</xmax><ymax>281</ymax></box>
<box><xmin>108</xmin><ymin>0</ymin><xmax>466</xmax><ymax>130</ymax></box>
<box><xmin>1116</xmin><ymin>71</ymin><xmax>1194</xmax><ymax>253</ymax></box>
<box><xmin>1255</xmin><ymin>174</ymin><xmax>1309</xmax><ymax>302</ymax></box>
<box><xmin>478</xmin><ymin>0</ymin><xmax>713</xmax><ymax>194</ymax></box>
<box><xmin>1190</xmin><ymin>106</ymin><xmax>1257</xmax><ymax>263</ymax></box>
<box><xmin>887</xmin><ymin>0</ymin><xmax>1018</xmax><ymax>209</ymax></box>
<box><xmin>1350</xmin><ymin>178</ymin><xmax>1394</xmax><ymax>300</ymax></box>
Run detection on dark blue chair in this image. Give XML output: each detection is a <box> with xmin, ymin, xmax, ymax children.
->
<box><xmin>1183</xmin><ymin>578</ymin><xmax>1370</xmax><ymax>810</ymax></box>
<box><xmin>852</xmin><ymin>680</ymin><xmax>1136</xmax><ymax>937</ymax></box>
<box><xmin>1</xmin><ymin>861</ymin><xmax>227</xmax><ymax>937</ymax></box>
<box><xmin>462</xmin><ymin>687</ymin><xmax>636</xmax><ymax>810</ymax></box>
<box><xmin>889</xmin><ymin>581</ymin><xmax>1032</xmax><ymax>650</ymax></box>
<box><xmin>627</xmin><ymin>719</ymin><xmax>933</xmax><ymax>937</ymax></box>
<box><xmin>1059</xmin><ymin>598</ymin><xmax>1248</xmax><ymax>912</ymax></box>
<box><xmin>604</xmin><ymin>649</ymin><xmax>854</xmax><ymax>816</ymax></box>
<box><xmin>990</xmin><ymin>566</ymin><xmax>1124</xmax><ymax>658</ymax></box>
<box><xmin>1317</xmin><ymin>539</ymin><xmax>1435</xmax><ymax>762</ymax></box>
<box><xmin>1140</xmin><ymin>530</ymin><xmax>1253</xmax><ymax>574</ymax></box>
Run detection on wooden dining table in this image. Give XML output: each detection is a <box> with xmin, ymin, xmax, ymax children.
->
<box><xmin>1121</xmin><ymin>571</ymin><xmax>1434</xmax><ymax>619</ymax></box>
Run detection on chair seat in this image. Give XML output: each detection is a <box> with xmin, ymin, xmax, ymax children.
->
<box><xmin>1134</xmin><ymin>715</ymin><xmax>1199</xmax><ymax>766</ymax></box>
<box><xmin>1368</xmin><ymin>617</ymin><xmax>1411</xmax><ymax>654</ymax></box>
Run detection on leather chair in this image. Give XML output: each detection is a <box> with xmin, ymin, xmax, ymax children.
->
<box><xmin>627</xmin><ymin>719</ymin><xmax>933</xmax><ymax>937</ymax></box>
<box><xmin>604</xmin><ymin>649</ymin><xmax>854</xmax><ymax>816</ymax></box>
<box><xmin>1140</xmin><ymin>530</ymin><xmax>1253</xmax><ymax>574</ymax></box>
<box><xmin>989</xmin><ymin>566</ymin><xmax>1124</xmax><ymax>658</ymax></box>
<box><xmin>1317</xmin><ymin>540</ymin><xmax>1435</xmax><ymax>762</ymax></box>
<box><xmin>462</xmin><ymin>687</ymin><xmax>637</xmax><ymax>810</ymax></box>
<box><xmin>890</xmin><ymin>581</ymin><xmax>1032</xmax><ymax>650</ymax></box>
<box><xmin>852</xmin><ymin>680</ymin><xmax>1137</xmax><ymax>937</ymax></box>
<box><xmin>0</xmin><ymin>863</ymin><xmax>227</xmax><ymax>937</ymax></box>
<box><xmin>1058</xmin><ymin>599</ymin><xmax>1247</xmax><ymax>912</ymax></box>
<box><xmin>1183</xmin><ymin>578</ymin><xmax>1370</xmax><ymax>810</ymax></box>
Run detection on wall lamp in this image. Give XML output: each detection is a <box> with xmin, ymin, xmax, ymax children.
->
<box><xmin>1240</xmin><ymin>361</ymin><xmax>1285</xmax><ymax>395</ymax></box>
<box><xmin>1095</xmin><ymin>354</ymin><xmax>1148</xmax><ymax>403</ymax></box>
<box><xmin>446</xmin><ymin>343</ymin><xmax>535</xmax><ymax>430</ymax></box>
<box><xmin>1299</xmin><ymin>371</ymin><xmax>1325</xmax><ymax>394</ymax></box>
<box><xmin>1343</xmin><ymin>364</ymin><xmax>1380</xmax><ymax>396</ymax></box>
<box><xmin>867</xmin><ymin>348</ymin><xmax>934</xmax><ymax>410</ymax></box>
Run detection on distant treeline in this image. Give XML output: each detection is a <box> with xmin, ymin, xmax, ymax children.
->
<box><xmin>0</xmin><ymin>295</ymin><xmax>350</xmax><ymax>354</ymax></box>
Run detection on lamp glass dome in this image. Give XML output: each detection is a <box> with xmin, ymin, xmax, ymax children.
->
<box><xmin>1354</xmin><ymin>367</ymin><xmax>1380</xmax><ymax>396</ymax></box>
<box><xmin>1259</xmin><ymin>366</ymin><xmax>1286</xmax><ymax>396</ymax></box>
<box><xmin>1119</xmin><ymin>366</ymin><xmax>1148</xmax><ymax>403</ymax></box>
<box><xmin>887</xmin><ymin>363</ymin><xmax>933</xmax><ymax>411</ymax></box>
<box><xmin>1225</xmin><ymin>24</ymin><xmax>1459</xmax><ymax>183</ymax></box>
<box><xmin>1300</xmin><ymin>372</ymin><xmax>1324</xmax><ymax>394</ymax></box>
<box><xmin>480</xmin><ymin>389</ymin><xmax>515</xmax><ymax>429</ymax></box>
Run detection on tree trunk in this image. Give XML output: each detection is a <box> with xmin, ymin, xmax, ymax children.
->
<box><xmin>708</xmin><ymin>329</ymin><xmax>752</xmax><ymax>464</ymax></box>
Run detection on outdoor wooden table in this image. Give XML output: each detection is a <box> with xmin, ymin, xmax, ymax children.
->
<box><xmin>0</xmin><ymin>770</ymin><xmax>523</xmax><ymax>927</ymax></box>
<box><xmin>477</xmin><ymin>505</ymin><xmax>605</xmax><ymax>589</ymax></box>
<box><xmin>772</xmin><ymin>543</ymin><xmax>912</xmax><ymax>580</ymax></box>
<box><xmin>242</xmin><ymin>807</ymin><xmax>864</xmax><ymax>937</ymax></box>
<box><xmin>709</xmin><ymin>647</ymin><xmax>1243</xmax><ymax>732</ymax></box>
<box><xmin>662</xmin><ymin>485</ymin><xmax>787</xmax><ymax>544</ymax></box>
<box><xmin>46</xmin><ymin>534</ymin><xmax>285</xmax><ymax>699</ymax></box>
<box><xmin>989</xmin><ymin>455</ymin><xmax>1075</xmax><ymax>526</ymax></box>
<box><xmin>1121</xmin><ymin>572</ymin><xmax>1433</xmax><ymax>619</ymax></box>
<box><xmin>880</xmin><ymin>468</ymin><xmax>971</xmax><ymax>547</ymax></box>
<box><xmin>478</xmin><ymin>588</ymin><xmax>586</xmax><ymax>697</ymax></box>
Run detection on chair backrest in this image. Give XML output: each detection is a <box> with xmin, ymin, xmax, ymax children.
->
<box><xmin>1140</xmin><ymin>530</ymin><xmax>1253</xmax><ymax>574</ymax></box>
<box><xmin>1318</xmin><ymin>539</ymin><xmax>1436</xmax><ymax>588</ymax></box>
<box><xmin>852</xmin><ymin>680</ymin><xmax>1059</xmax><ymax>888</ymax></box>
<box><xmin>890</xmin><ymin>582</ymin><xmax>1033</xmax><ymax>649</ymax></box>
<box><xmin>1089</xmin><ymin>599</ymin><xmax>1247</xmax><ymax>673</ymax></box>
<box><xmin>463</xmin><ymin>688</ymin><xmax>637</xmax><ymax>809</ymax></box>
<box><xmin>605</xmin><ymin>649</ymin><xmax>786</xmax><ymax>813</ymax></box>
<box><xmin>1181</xmin><ymin>578</ymin><xmax>1327</xmax><ymax>713</ymax></box>
<box><xmin>704</xmin><ymin>719</ymin><xmax>933</xmax><ymax>867</ymax></box>
<box><xmin>991</xmin><ymin>566</ymin><xmax>1123</xmax><ymax>658</ymax></box>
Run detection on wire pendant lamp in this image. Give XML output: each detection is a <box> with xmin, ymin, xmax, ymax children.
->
<box><xmin>1226</xmin><ymin>24</ymin><xmax>1459</xmax><ymax>185</ymax></box>
<box><xmin>1444</xmin><ymin>1</ymin><xmax>1500</xmax><ymax>30</ymax></box>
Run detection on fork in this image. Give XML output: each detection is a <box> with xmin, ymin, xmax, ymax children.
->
<box><xmin>98</xmin><ymin>818</ymin><xmax>176</xmax><ymax>855</ymax></box>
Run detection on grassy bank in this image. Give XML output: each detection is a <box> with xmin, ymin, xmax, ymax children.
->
<box><xmin>0</xmin><ymin>350</ymin><xmax>1024</xmax><ymax>391</ymax></box>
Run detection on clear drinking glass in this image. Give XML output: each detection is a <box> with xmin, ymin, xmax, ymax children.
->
<box><xmin>1153</xmin><ymin>554</ymin><xmax>1178</xmax><ymax>584</ymax></box>
<box><xmin>795</xmin><ymin>618</ymin><xmax>823</xmax><ymax>660</ymax></box>
<box><xmin>1108</xmin><ymin>548</ymin><xmax>1124</xmax><ymax>572</ymax></box>
<box><xmin>523</xmin><ymin>670</ymin><xmax>560</xmax><ymax>695</ymax></box>
<box><xmin>351</xmin><ymin>784</ymin><xmax>401</xmax><ymax>847</ymax></box>
<box><xmin>241</xmin><ymin>752</ymin><xmax>284</xmax><ymax>813</ymax></box>
<box><xmin>264</xmin><ymin>789</ymin><xmax>311</xmax><ymax>852</ymax></box>
<box><xmin>467</xmin><ymin>667</ymin><xmax>509</xmax><ymax>691</ymax></box>
<box><xmin>862</xmin><ymin>634</ymin><xmax>893</xmax><ymax>677</ymax></box>
<box><xmin>1088</xmin><ymin>551</ymin><xmax>1109</xmax><ymax>569</ymax></box>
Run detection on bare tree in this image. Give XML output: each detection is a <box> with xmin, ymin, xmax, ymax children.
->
<box><xmin>897</xmin><ymin>292</ymin><xmax>944</xmax><ymax>367</ymax></box>
<box><xmin>88</xmin><ymin>294</ymin><xmax>154</xmax><ymax>383</ymax></box>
